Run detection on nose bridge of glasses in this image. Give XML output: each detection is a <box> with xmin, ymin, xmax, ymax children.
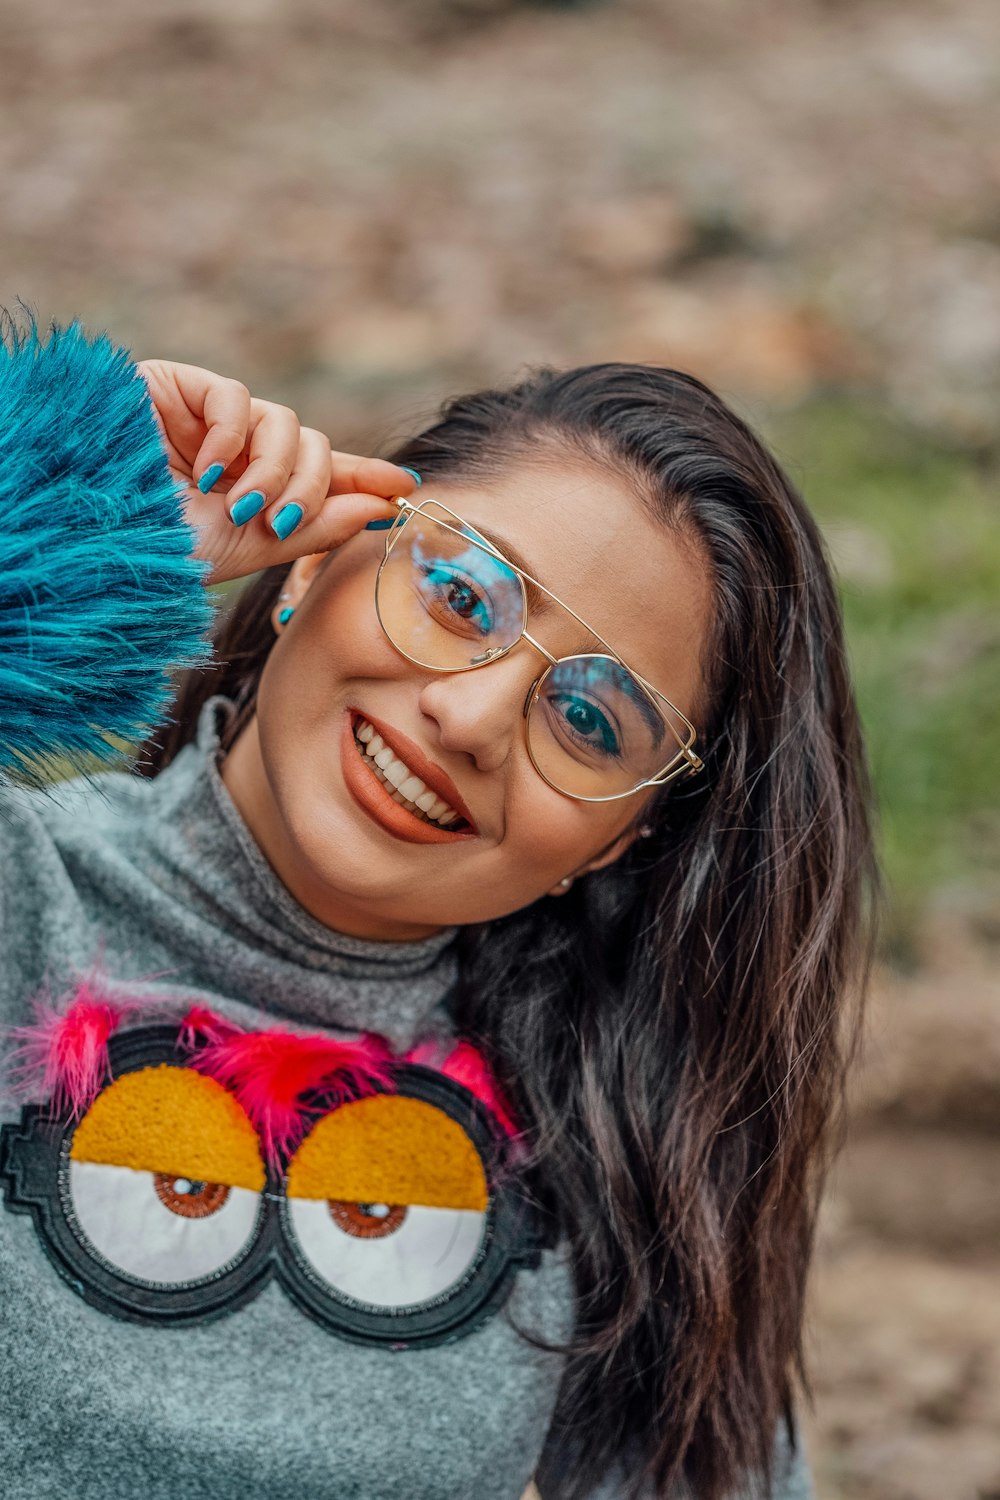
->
<box><xmin>520</xmin><ymin>630</ymin><xmax>558</xmax><ymax>669</ymax></box>
<box><xmin>424</xmin><ymin>642</ymin><xmax>547</xmax><ymax>755</ymax></box>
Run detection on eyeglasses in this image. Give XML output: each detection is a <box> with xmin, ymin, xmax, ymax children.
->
<box><xmin>368</xmin><ymin>497</ymin><xmax>704</xmax><ymax>804</ymax></box>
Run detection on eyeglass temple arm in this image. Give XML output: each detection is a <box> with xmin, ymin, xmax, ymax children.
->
<box><xmin>648</xmin><ymin>746</ymin><xmax>704</xmax><ymax>782</ymax></box>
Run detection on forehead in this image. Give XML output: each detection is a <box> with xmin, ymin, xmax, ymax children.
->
<box><xmin>427</xmin><ymin>462</ymin><xmax>714</xmax><ymax>721</ymax></box>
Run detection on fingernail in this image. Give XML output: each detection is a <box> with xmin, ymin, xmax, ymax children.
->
<box><xmin>197</xmin><ymin>462</ymin><xmax>226</xmax><ymax>494</ymax></box>
<box><xmin>230</xmin><ymin>490</ymin><xmax>266</xmax><ymax>527</ymax></box>
<box><xmin>400</xmin><ymin>466</ymin><xmax>422</xmax><ymax>486</ymax></box>
<box><xmin>365</xmin><ymin>518</ymin><xmax>396</xmax><ymax>531</ymax></box>
<box><xmin>271</xmin><ymin>502</ymin><xmax>304</xmax><ymax>541</ymax></box>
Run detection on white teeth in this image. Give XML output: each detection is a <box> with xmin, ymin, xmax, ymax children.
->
<box><xmin>352</xmin><ymin>718</ymin><xmax>464</xmax><ymax>829</ymax></box>
<box><xmin>383</xmin><ymin>758</ymin><xmax>410</xmax><ymax>790</ymax></box>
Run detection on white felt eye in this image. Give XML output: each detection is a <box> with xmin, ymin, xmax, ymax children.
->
<box><xmin>285</xmin><ymin>1197</ymin><xmax>486</xmax><ymax>1309</ymax></box>
<box><xmin>68</xmin><ymin>1161</ymin><xmax>262</xmax><ymax>1286</ymax></box>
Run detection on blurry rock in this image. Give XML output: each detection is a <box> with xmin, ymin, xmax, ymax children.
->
<box><xmin>803</xmin><ymin>1245</ymin><xmax>1000</xmax><ymax>1500</ymax></box>
<box><xmin>851</xmin><ymin>944</ymin><xmax>1000</xmax><ymax>1133</ymax></box>
<box><xmin>564</xmin><ymin>194</ymin><xmax>691</xmax><ymax>276</ymax></box>
<box><xmin>828</xmin><ymin>1128</ymin><xmax>1000</xmax><ymax>1253</ymax></box>
<box><xmin>601</xmin><ymin>273</ymin><xmax>864</xmax><ymax>400</ymax></box>
<box><xmin>876</xmin><ymin>13</ymin><xmax>995</xmax><ymax>106</ymax></box>
<box><xmin>835</xmin><ymin>237</ymin><xmax>1000</xmax><ymax>449</ymax></box>
<box><xmin>317</xmin><ymin>302</ymin><xmax>465</xmax><ymax>374</ymax></box>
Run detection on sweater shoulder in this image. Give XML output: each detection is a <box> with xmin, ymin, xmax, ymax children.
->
<box><xmin>0</xmin><ymin>770</ymin><xmax>154</xmax><ymax>1028</ymax></box>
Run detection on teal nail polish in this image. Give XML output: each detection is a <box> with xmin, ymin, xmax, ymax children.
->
<box><xmin>230</xmin><ymin>490</ymin><xmax>266</xmax><ymax>526</ymax></box>
<box><xmin>272</xmin><ymin>502</ymin><xmax>303</xmax><ymax>541</ymax></box>
<box><xmin>197</xmin><ymin>462</ymin><xmax>225</xmax><ymax>494</ymax></box>
<box><xmin>365</xmin><ymin>518</ymin><xmax>395</xmax><ymax>530</ymax></box>
<box><xmin>400</xmin><ymin>466</ymin><xmax>422</xmax><ymax>486</ymax></box>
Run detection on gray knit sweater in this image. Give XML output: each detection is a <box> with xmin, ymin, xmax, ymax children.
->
<box><xmin>0</xmin><ymin>701</ymin><xmax>578</xmax><ymax>1499</ymax></box>
<box><xmin>0</xmin><ymin>700</ymin><xmax>816</xmax><ymax>1499</ymax></box>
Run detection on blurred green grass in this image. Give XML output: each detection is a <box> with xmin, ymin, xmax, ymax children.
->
<box><xmin>766</xmin><ymin>398</ymin><xmax>1000</xmax><ymax>960</ymax></box>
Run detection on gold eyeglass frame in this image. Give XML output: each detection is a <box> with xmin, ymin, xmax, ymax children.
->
<box><xmin>373</xmin><ymin>495</ymin><xmax>704</xmax><ymax>804</ymax></box>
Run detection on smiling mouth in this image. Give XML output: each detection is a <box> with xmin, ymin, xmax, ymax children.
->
<box><xmin>350</xmin><ymin>716</ymin><xmax>473</xmax><ymax>833</ymax></box>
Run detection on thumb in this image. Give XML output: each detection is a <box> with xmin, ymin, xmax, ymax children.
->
<box><xmin>309</xmin><ymin>490</ymin><xmax>403</xmax><ymax>552</ymax></box>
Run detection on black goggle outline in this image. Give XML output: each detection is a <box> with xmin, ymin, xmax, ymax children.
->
<box><xmin>0</xmin><ymin>1024</ymin><xmax>548</xmax><ymax>1349</ymax></box>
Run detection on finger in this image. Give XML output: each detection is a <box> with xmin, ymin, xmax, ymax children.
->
<box><xmin>219</xmin><ymin>399</ymin><xmax>302</xmax><ymax>516</ymax></box>
<box><xmin>137</xmin><ymin>360</ymin><xmax>239</xmax><ymax>471</ymax></box>
<box><xmin>328</xmin><ymin>452</ymin><xmax>421</xmax><ymax>501</ymax></box>
<box><xmin>240</xmin><ymin>426</ymin><xmax>333</xmax><ymax>540</ymax></box>
<box><xmin>263</xmin><ymin>489</ymin><xmax>412</xmax><ymax>561</ymax></box>
<box><xmin>183</xmin><ymin>372</ymin><xmax>253</xmax><ymax>488</ymax></box>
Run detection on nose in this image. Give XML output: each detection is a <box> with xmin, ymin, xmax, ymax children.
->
<box><xmin>416</xmin><ymin>650</ymin><xmax>539</xmax><ymax>776</ymax></box>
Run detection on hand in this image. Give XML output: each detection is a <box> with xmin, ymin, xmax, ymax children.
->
<box><xmin>137</xmin><ymin>359</ymin><xmax>420</xmax><ymax>585</ymax></box>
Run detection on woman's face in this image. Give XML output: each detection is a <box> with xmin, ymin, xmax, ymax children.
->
<box><xmin>222</xmin><ymin>460</ymin><xmax>714</xmax><ymax>941</ymax></box>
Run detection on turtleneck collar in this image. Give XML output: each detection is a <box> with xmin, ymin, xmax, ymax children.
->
<box><xmin>48</xmin><ymin>698</ymin><xmax>461</xmax><ymax>1051</ymax></box>
<box><xmin>192</xmin><ymin>697</ymin><xmax>459</xmax><ymax>977</ymax></box>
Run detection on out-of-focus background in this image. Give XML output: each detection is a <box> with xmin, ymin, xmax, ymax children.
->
<box><xmin>2</xmin><ymin>2</ymin><xmax>997</xmax><ymax>1494</ymax></box>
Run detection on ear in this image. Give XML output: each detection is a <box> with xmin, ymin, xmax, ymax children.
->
<box><xmin>546</xmin><ymin>820</ymin><xmax>651</xmax><ymax>897</ymax></box>
<box><xmin>269</xmin><ymin>550</ymin><xmax>329</xmax><ymax>634</ymax></box>
<box><xmin>577</xmin><ymin>823</ymin><xmax>646</xmax><ymax>878</ymax></box>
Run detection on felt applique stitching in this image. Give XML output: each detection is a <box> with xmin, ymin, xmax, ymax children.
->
<box><xmin>1</xmin><ymin>996</ymin><xmax>542</xmax><ymax>1349</ymax></box>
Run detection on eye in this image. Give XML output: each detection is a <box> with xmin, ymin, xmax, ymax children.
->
<box><xmin>153</xmin><ymin>1174</ymin><xmax>231</xmax><ymax>1219</ymax></box>
<box><xmin>328</xmin><ymin>1200</ymin><xmax>408</xmax><ymax>1239</ymax></box>
<box><xmin>68</xmin><ymin>1161</ymin><xmax>262</xmax><ymax>1286</ymax></box>
<box><xmin>65</xmin><ymin>1063</ymin><xmax>267</xmax><ymax>1289</ymax></box>
<box><xmin>415</xmin><ymin>559</ymin><xmax>495</xmax><ymax>638</ymax></box>
<box><xmin>286</xmin><ymin>1196</ymin><xmax>485</xmax><ymax>1309</ymax></box>
<box><xmin>283</xmin><ymin>1092</ymin><xmax>489</xmax><ymax>1312</ymax></box>
<box><xmin>544</xmin><ymin>691</ymin><xmax>622</xmax><ymax>760</ymax></box>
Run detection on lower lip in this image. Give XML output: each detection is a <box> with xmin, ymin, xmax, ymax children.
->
<box><xmin>339</xmin><ymin>712</ymin><xmax>478</xmax><ymax>845</ymax></box>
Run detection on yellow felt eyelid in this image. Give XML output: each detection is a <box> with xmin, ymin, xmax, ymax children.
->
<box><xmin>285</xmin><ymin>1094</ymin><xmax>488</xmax><ymax>1213</ymax></box>
<box><xmin>69</xmin><ymin>1065</ymin><xmax>266</xmax><ymax>1193</ymax></box>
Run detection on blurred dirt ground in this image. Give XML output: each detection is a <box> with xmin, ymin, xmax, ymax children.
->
<box><xmin>0</xmin><ymin>3</ymin><xmax>997</xmax><ymax>1496</ymax></box>
<box><xmin>805</xmin><ymin>911</ymin><xmax>1000</xmax><ymax>1499</ymax></box>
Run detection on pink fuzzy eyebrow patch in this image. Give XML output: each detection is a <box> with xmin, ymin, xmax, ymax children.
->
<box><xmin>179</xmin><ymin>1006</ymin><xmax>393</xmax><ymax>1163</ymax></box>
<box><xmin>6</xmin><ymin>983</ymin><xmax>133</xmax><ymax>1121</ymax></box>
<box><xmin>7</xmin><ymin>986</ymin><xmax>518</xmax><ymax>1163</ymax></box>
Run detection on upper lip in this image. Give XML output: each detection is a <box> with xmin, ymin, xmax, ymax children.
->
<box><xmin>348</xmin><ymin>707</ymin><xmax>479</xmax><ymax>833</ymax></box>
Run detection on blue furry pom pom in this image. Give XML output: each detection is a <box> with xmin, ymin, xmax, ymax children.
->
<box><xmin>0</xmin><ymin>313</ymin><xmax>213</xmax><ymax>784</ymax></box>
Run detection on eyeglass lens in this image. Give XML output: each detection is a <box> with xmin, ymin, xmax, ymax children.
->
<box><xmin>375</xmin><ymin>506</ymin><xmax>688</xmax><ymax>798</ymax></box>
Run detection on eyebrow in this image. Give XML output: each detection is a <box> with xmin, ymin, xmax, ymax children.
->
<box><xmin>459</xmin><ymin>520</ymin><xmax>551</xmax><ymax>616</ymax></box>
<box><xmin>618</xmin><ymin>672</ymin><xmax>668</xmax><ymax>750</ymax></box>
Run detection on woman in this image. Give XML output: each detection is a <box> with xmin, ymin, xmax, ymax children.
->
<box><xmin>0</xmin><ymin>327</ymin><xmax>878</xmax><ymax>1499</ymax></box>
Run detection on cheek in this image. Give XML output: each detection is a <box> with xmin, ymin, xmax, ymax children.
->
<box><xmin>497</xmin><ymin>778</ymin><xmax>623</xmax><ymax>882</ymax></box>
<box><xmin>264</xmin><ymin>573</ymin><xmax>388</xmax><ymax>721</ymax></box>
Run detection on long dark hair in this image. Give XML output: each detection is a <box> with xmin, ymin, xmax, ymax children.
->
<box><xmin>143</xmin><ymin>365</ymin><xmax>880</xmax><ymax>1500</ymax></box>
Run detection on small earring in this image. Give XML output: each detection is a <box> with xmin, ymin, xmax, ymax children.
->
<box><xmin>639</xmin><ymin>824</ymin><xmax>654</xmax><ymax>838</ymax></box>
<box><xmin>558</xmin><ymin>877</ymin><xmax>572</xmax><ymax>889</ymax></box>
<box><xmin>277</xmin><ymin>605</ymin><xmax>294</xmax><ymax>626</ymax></box>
